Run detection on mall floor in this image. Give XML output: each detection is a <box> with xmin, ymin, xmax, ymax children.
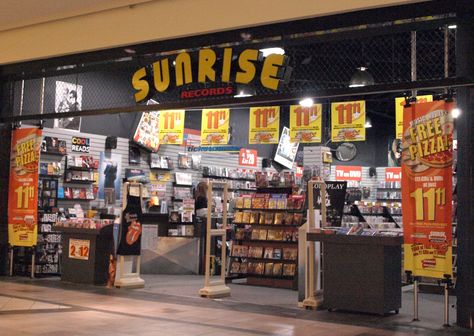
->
<box><xmin>0</xmin><ymin>274</ymin><xmax>470</xmax><ymax>336</ymax></box>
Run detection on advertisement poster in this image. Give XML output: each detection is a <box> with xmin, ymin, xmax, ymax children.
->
<box><xmin>335</xmin><ymin>166</ymin><xmax>362</xmax><ymax>181</ymax></box>
<box><xmin>331</xmin><ymin>100</ymin><xmax>366</xmax><ymax>142</ymax></box>
<box><xmin>289</xmin><ymin>104</ymin><xmax>322</xmax><ymax>143</ymax></box>
<box><xmin>133</xmin><ymin>110</ymin><xmax>160</xmax><ymax>152</ymax></box>
<box><xmin>53</xmin><ymin>81</ymin><xmax>82</xmax><ymax>131</ymax></box>
<box><xmin>401</xmin><ymin>100</ymin><xmax>454</xmax><ymax>279</ymax></box>
<box><xmin>239</xmin><ymin>148</ymin><xmax>257</xmax><ymax>167</ymax></box>
<box><xmin>274</xmin><ymin>127</ymin><xmax>299</xmax><ymax>169</ymax></box>
<box><xmin>201</xmin><ymin>108</ymin><xmax>230</xmax><ymax>145</ymax></box>
<box><xmin>158</xmin><ymin>110</ymin><xmax>185</xmax><ymax>145</ymax></box>
<box><xmin>312</xmin><ymin>181</ymin><xmax>347</xmax><ymax>227</ymax></box>
<box><xmin>8</xmin><ymin>128</ymin><xmax>42</xmax><ymax>246</ymax></box>
<box><xmin>98</xmin><ymin>152</ymin><xmax>122</xmax><ymax>201</ymax></box>
<box><xmin>248</xmin><ymin>106</ymin><xmax>280</xmax><ymax>144</ymax></box>
<box><xmin>395</xmin><ymin>95</ymin><xmax>433</xmax><ymax>140</ymax></box>
<box><xmin>117</xmin><ymin>194</ymin><xmax>143</xmax><ymax>256</ymax></box>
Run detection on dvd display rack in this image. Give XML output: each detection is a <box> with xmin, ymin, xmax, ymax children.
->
<box><xmin>229</xmin><ymin>187</ymin><xmax>305</xmax><ymax>289</ymax></box>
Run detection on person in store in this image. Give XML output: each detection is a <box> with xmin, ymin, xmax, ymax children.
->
<box><xmin>194</xmin><ymin>181</ymin><xmax>208</xmax><ymax>218</ymax></box>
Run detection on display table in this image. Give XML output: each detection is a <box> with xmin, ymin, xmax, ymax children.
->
<box><xmin>58</xmin><ymin>225</ymin><xmax>114</xmax><ymax>285</ymax></box>
<box><xmin>307</xmin><ymin>232</ymin><xmax>403</xmax><ymax>315</ymax></box>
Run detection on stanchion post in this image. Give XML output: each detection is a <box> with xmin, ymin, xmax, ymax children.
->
<box><xmin>443</xmin><ymin>275</ymin><xmax>452</xmax><ymax>327</ymax></box>
<box><xmin>9</xmin><ymin>246</ymin><xmax>14</xmax><ymax>276</ymax></box>
<box><xmin>413</xmin><ymin>276</ymin><xmax>420</xmax><ymax>321</ymax></box>
<box><xmin>31</xmin><ymin>247</ymin><xmax>35</xmax><ymax>278</ymax></box>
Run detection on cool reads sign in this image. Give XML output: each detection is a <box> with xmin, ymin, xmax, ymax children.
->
<box><xmin>131</xmin><ymin>48</ymin><xmax>292</xmax><ymax>102</ymax></box>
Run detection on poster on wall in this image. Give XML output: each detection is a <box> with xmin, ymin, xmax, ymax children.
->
<box><xmin>274</xmin><ymin>127</ymin><xmax>299</xmax><ymax>169</ymax></box>
<box><xmin>98</xmin><ymin>152</ymin><xmax>122</xmax><ymax>201</ymax></box>
<box><xmin>133</xmin><ymin>100</ymin><xmax>160</xmax><ymax>151</ymax></box>
<box><xmin>395</xmin><ymin>95</ymin><xmax>433</xmax><ymax>140</ymax></box>
<box><xmin>158</xmin><ymin>110</ymin><xmax>185</xmax><ymax>145</ymax></box>
<box><xmin>8</xmin><ymin>128</ymin><xmax>42</xmax><ymax>246</ymax></box>
<box><xmin>312</xmin><ymin>181</ymin><xmax>347</xmax><ymax>227</ymax></box>
<box><xmin>401</xmin><ymin>100</ymin><xmax>454</xmax><ymax>279</ymax></box>
<box><xmin>289</xmin><ymin>104</ymin><xmax>322</xmax><ymax>143</ymax></box>
<box><xmin>248</xmin><ymin>106</ymin><xmax>280</xmax><ymax>144</ymax></box>
<box><xmin>331</xmin><ymin>100</ymin><xmax>366</xmax><ymax>142</ymax></box>
<box><xmin>201</xmin><ymin>108</ymin><xmax>230</xmax><ymax>145</ymax></box>
<box><xmin>53</xmin><ymin>81</ymin><xmax>82</xmax><ymax>131</ymax></box>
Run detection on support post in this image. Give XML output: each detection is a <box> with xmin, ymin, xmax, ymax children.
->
<box><xmin>9</xmin><ymin>246</ymin><xmax>13</xmax><ymax>276</ymax></box>
<box><xmin>199</xmin><ymin>181</ymin><xmax>231</xmax><ymax>298</ymax></box>
<box><xmin>413</xmin><ymin>276</ymin><xmax>420</xmax><ymax>322</ymax></box>
<box><xmin>31</xmin><ymin>247</ymin><xmax>35</xmax><ymax>278</ymax></box>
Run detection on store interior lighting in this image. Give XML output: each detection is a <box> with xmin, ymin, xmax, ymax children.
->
<box><xmin>452</xmin><ymin>108</ymin><xmax>461</xmax><ymax>119</ymax></box>
<box><xmin>234</xmin><ymin>85</ymin><xmax>256</xmax><ymax>98</ymax></box>
<box><xmin>259</xmin><ymin>47</ymin><xmax>285</xmax><ymax>57</ymax></box>
<box><xmin>349</xmin><ymin>67</ymin><xmax>375</xmax><ymax>88</ymax></box>
<box><xmin>448</xmin><ymin>24</ymin><xmax>457</xmax><ymax>29</ymax></box>
<box><xmin>365</xmin><ymin>116</ymin><xmax>372</xmax><ymax>128</ymax></box>
<box><xmin>299</xmin><ymin>98</ymin><xmax>314</xmax><ymax>107</ymax></box>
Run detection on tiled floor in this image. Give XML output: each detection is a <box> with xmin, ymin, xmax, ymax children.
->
<box><xmin>0</xmin><ymin>275</ymin><xmax>470</xmax><ymax>336</ymax></box>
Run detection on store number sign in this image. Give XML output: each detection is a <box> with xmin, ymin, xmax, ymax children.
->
<box><xmin>239</xmin><ymin>148</ymin><xmax>257</xmax><ymax>167</ymax></box>
<box><xmin>68</xmin><ymin>239</ymin><xmax>90</xmax><ymax>260</ymax></box>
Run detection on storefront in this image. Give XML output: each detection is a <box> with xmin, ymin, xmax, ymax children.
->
<box><xmin>0</xmin><ymin>0</ymin><xmax>473</xmax><ymax>329</ymax></box>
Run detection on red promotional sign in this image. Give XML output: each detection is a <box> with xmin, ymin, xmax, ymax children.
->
<box><xmin>335</xmin><ymin>166</ymin><xmax>362</xmax><ymax>181</ymax></box>
<box><xmin>401</xmin><ymin>100</ymin><xmax>454</xmax><ymax>279</ymax></box>
<box><xmin>8</xmin><ymin>128</ymin><xmax>42</xmax><ymax>247</ymax></box>
<box><xmin>239</xmin><ymin>149</ymin><xmax>257</xmax><ymax>167</ymax></box>
<box><xmin>385</xmin><ymin>167</ymin><xmax>402</xmax><ymax>182</ymax></box>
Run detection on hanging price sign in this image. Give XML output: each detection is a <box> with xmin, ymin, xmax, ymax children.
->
<box><xmin>335</xmin><ymin>166</ymin><xmax>362</xmax><ymax>181</ymax></box>
<box><xmin>239</xmin><ymin>148</ymin><xmax>257</xmax><ymax>167</ymax></box>
<box><xmin>201</xmin><ymin>108</ymin><xmax>230</xmax><ymax>145</ymax></box>
<box><xmin>248</xmin><ymin>106</ymin><xmax>280</xmax><ymax>144</ymax></box>
<box><xmin>158</xmin><ymin>110</ymin><xmax>185</xmax><ymax>144</ymax></box>
<box><xmin>401</xmin><ymin>100</ymin><xmax>454</xmax><ymax>279</ymax></box>
<box><xmin>68</xmin><ymin>239</ymin><xmax>90</xmax><ymax>260</ymax></box>
<box><xmin>289</xmin><ymin>104</ymin><xmax>322</xmax><ymax>143</ymax></box>
<box><xmin>395</xmin><ymin>95</ymin><xmax>432</xmax><ymax>139</ymax></box>
<box><xmin>8</xmin><ymin>128</ymin><xmax>42</xmax><ymax>247</ymax></box>
<box><xmin>331</xmin><ymin>100</ymin><xmax>366</xmax><ymax>142</ymax></box>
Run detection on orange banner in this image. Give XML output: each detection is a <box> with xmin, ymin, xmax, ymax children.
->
<box><xmin>401</xmin><ymin>100</ymin><xmax>454</xmax><ymax>279</ymax></box>
<box><xmin>8</xmin><ymin>128</ymin><xmax>42</xmax><ymax>247</ymax></box>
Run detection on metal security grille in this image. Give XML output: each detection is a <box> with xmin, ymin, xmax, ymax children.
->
<box><xmin>0</xmin><ymin>20</ymin><xmax>457</xmax><ymax>120</ymax></box>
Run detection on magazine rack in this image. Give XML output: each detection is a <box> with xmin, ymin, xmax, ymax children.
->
<box><xmin>199</xmin><ymin>181</ymin><xmax>231</xmax><ymax>298</ymax></box>
<box><xmin>115</xmin><ymin>182</ymin><xmax>145</xmax><ymax>289</ymax></box>
<box><xmin>303</xmin><ymin>179</ymin><xmax>327</xmax><ymax>309</ymax></box>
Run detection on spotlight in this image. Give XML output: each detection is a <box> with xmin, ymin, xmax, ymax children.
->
<box><xmin>452</xmin><ymin>108</ymin><xmax>461</xmax><ymax>119</ymax></box>
<box><xmin>259</xmin><ymin>47</ymin><xmax>285</xmax><ymax>58</ymax></box>
<box><xmin>365</xmin><ymin>116</ymin><xmax>372</xmax><ymax>128</ymax></box>
<box><xmin>349</xmin><ymin>67</ymin><xmax>374</xmax><ymax>88</ymax></box>
<box><xmin>299</xmin><ymin>98</ymin><xmax>314</xmax><ymax>107</ymax></box>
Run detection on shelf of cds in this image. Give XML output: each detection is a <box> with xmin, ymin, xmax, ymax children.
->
<box><xmin>228</xmin><ymin>188</ymin><xmax>305</xmax><ymax>289</ymax></box>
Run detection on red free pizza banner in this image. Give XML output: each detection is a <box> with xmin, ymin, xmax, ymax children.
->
<box><xmin>8</xmin><ymin>128</ymin><xmax>42</xmax><ymax>247</ymax></box>
<box><xmin>401</xmin><ymin>100</ymin><xmax>454</xmax><ymax>279</ymax></box>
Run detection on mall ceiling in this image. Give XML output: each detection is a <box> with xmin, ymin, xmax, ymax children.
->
<box><xmin>0</xmin><ymin>0</ymin><xmax>153</xmax><ymax>31</ymax></box>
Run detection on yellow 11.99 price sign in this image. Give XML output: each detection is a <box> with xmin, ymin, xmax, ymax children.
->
<box><xmin>14</xmin><ymin>185</ymin><xmax>35</xmax><ymax>209</ymax></box>
<box><xmin>410</xmin><ymin>187</ymin><xmax>446</xmax><ymax>221</ymax></box>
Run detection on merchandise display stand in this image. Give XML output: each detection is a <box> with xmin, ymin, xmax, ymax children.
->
<box><xmin>199</xmin><ymin>181</ymin><xmax>231</xmax><ymax>298</ymax></box>
<box><xmin>9</xmin><ymin>246</ymin><xmax>35</xmax><ymax>278</ymax></box>
<box><xmin>303</xmin><ymin>179</ymin><xmax>326</xmax><ymax>310</ymax></box>
<box><xmin>115</xmin><ymin>182</ymin><xmax>145</xmax><ymax>289</ymax></box>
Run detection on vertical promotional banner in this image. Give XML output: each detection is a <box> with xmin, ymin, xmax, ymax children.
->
<box><xmin>248</xmin><ymin>106</ymin><xmax>280</xmax><ymax>144</ymax></box>
<box><xmin>401</xmin><ymin>100</ymin><xmax>454</xmax><ymax>279</ymax></box>
<box><xmin>8</xmin><ymin>128</ymin><xmax>42</xmax><ymax>246</ymax></box>
<box><xmin>158</xmin><ymin>110</ymin><xmax>185</xmax><ymax>144</ymax></box>
<box><xmin>395</xmin><ymin>95</ymin><xmax>433</xmax><ymax>139</ymax></box>
<box><xmin>289</xmin><ymin>104</ymin><xmax>322</xmax><ymax>143</ymax></box>
<box><xmin>201</xmin><ymin>108</ymin><xmax>230</xmax><ymax>145</ymax></box>
<box><xmin>331</xmin><ymin>100</ymin><xmax>366</xmax><ymax>142</ymax></box>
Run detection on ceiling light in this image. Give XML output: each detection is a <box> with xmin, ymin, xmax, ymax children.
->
<box><xmin>299</xmin><ymin>98</ymin><xmax>314</xmax><ymax>107</ymax></box>
<box><xmin>234</xmin><ymin>85</ymin><xmax>256</xmax><ymax>98</ymax></box>
<box><xmin>452</xmin><ymin>108</ymin><xmax>461</xmax><ymax>119</ymax></box>
<box><xmin>365</xmin><ymin>116</ymin><xmax>372</xmax><ymax>128</ymax></box>
<box><xmin>124</xmin><ymin>48</ymin><xmax>136</xmax><ymax>54</ymax></box>
<box><xmin>349</xmin><ymin>67</ymin><xmax>374</xmax><ymax>88</ymax></box>
<box><xmin>259</xmin><ymin>47</ymin><xmax>285</xmax><ymax>58</ymax></box>
<box><xmin>448</xmin><ymin>24</ymin><xmax>457</xmax><ymax>29</ymax></box>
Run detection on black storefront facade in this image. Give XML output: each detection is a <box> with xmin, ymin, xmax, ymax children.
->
<box><xmin>0</xmin><ymin>0</ymin><xmax>473</xmax><ymax>329</ymax></box>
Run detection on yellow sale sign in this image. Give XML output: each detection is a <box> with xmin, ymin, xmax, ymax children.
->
<box><xmin>395</xmin><ymin>95</ymin><xmax>433</xmax><ymax>139</ymax></box>
<box><xmin>331</xmin><ymin>100</ymin><xmax>366</xmax><ymax>142</ymax></box>
<box><xmin>289</xmin><ymin>104</ymin><xmax>322</xmax><ymax>143</ymax></box>
<box><xmin>158</xmin><ymin>110</ymin><xmax>185</xmax><ymax>144</ymax></box>
<box><xmin>248</xmin><ymin>106</ymin><xmax>280</xmax><ymax>144</ymax></box>
<box><xmin>201</xmin><ymin>108</ymin><xmax>230</xmax><ymax>145</ymax></box>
